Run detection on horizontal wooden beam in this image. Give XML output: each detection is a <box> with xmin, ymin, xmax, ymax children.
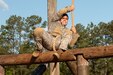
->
<box><xmin>0</xmin><ymin>45</ymin><xmax>113</xmax><ymax>65</ymax></box>
<box><xmin>73</xmin><ymin>45</ymin><xmax>113</xmax><ymax>59</ymax></box>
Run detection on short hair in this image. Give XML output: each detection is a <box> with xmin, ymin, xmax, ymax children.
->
<box><xmin>62</xmin><ymin>13</ymin><xmax>69</xmax><ymax>19</ymax></box>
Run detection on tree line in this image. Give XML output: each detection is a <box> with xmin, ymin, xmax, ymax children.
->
<box><xmin>0</xmin><ymin>15</ymin><xmax>113</xmax><ymax>75</ymax></box>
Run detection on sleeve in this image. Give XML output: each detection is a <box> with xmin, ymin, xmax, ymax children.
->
<box><xmin>51</xmin><ymin>6</ymin><xmax>71</xmax><ymax>22</ymax></box>
<box><xmin>49</xmin><ymin>24</ymin><xmax>62</xmax><ymax>37</ymax></box>
<box><xmin>69</xmin><ymin>33</ymin><xmax>80</xmax><ymax>48</ymax></box>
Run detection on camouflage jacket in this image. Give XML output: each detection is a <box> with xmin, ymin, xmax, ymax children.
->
<box><xmin>48</xmin><ymin>6</ymin><xmax>79</xmax><ymax>48</ymax></box>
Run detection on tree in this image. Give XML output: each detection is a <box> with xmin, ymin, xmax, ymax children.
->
<box><xmin>0</xmin><ymin>15</ymin><xmax>47</xmax><ymax>75</ymax></box>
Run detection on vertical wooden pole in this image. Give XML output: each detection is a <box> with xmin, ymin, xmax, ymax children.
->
<box><xmin>47</xmin><ymin>0</ymin><xmax>78</xmax><ymax>75</ymax></box>
<box><xmin>77</xmin><ymin>55</ymin><xmax>89</xmax><ymax>75</ymax></box>
<box><xmin>47</xmin><ymin>0</ymin><xmax>59</xmax><ymax>75</ymax></box>
<box><xmin>47</xmin><ymin>0</ymin><xmax>57</xmax><ymax>29</ymax></box>
<box><xmin>50</xmin><ymin>62</ymin><xmax>59</xmax><ymax>75</ymax></box>
<box><xmin>66</xmin><ymin>61</ymin><xmax>77</xmax><ymax>75</ymax></box>
<box><xmin>0</xmin><ymin>65</ymin><xmax>4</xmax><ymax>75</ymax></box>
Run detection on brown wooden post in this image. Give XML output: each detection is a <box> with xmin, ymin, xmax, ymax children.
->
<box><xmin>47</xmin><ymin>0</ymin><xmax>57</xmax><ymax>29</ymax></box>
<box><xmin>50</xmin><ymin>62</ymin><xmax>59</xmax><ymax>75</ymax></box>
<box><xmin>66</xmin><ymin>61</ymin><xmax>77</xmax><ymax>75</ymax></box>
<box><xmin>0</xmin><ymin>65</ymin><xmax>4</xmax><ymax>75</ymax></box>
<box><xmin>47</xmin><ymin>0</ymin><xmax>59</xmax><ymax>75</ymax></box>
<box><xmin>47</xmin><ymin>0</ymin><xmax>78</xmax><ymax>74</ymax></box>
<box><xmin>77</xmin><ymin>55</ymin><xmax>89</xmax><ymax>75</ymax></box>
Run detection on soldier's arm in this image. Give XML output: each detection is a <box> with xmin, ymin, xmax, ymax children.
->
<box><xmin>51</xmin><ymin>5</ymin><xmax>75</xmax><ymax>21</ymax></box>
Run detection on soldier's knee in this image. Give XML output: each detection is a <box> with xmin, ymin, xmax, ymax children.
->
<box><xmin>33</xmin><ymin>28</ymin><xmax>44</xmax><ymax>37</ymax></box>
<box><xmin>75</xmin><ymin>33</ymin><xmax>80</xmax><ymax>38</ymax></box>
<box><xmin>66</xmin><ymin>30</ymin><xmax>72</xmax><ymax>35</ymax></box>
<box><xmin>34</xmin><ymin>28</ymin><xmax>44</xmax><ymax>33</ymax></box>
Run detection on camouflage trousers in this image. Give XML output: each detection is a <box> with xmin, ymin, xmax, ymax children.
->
<box><xmin>33</xmin><ymin>28</ymin><xmax>77</xmax><ymax>52</ymax></box>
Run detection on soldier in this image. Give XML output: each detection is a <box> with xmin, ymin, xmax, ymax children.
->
<box><xmin>32</xmin><ymin>4</ymin><xmax>79</xmax><ymax>75</ymax></box>
<box><xmin>33</xmin><ymin>5</ymin><xmax>79</xmax><ymax>56</ymax></box>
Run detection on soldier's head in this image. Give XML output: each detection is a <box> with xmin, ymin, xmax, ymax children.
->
<box><xmin>60</xmin><ymin>13</ymin><xmax>69</xmax><ymax>26</ymax></box>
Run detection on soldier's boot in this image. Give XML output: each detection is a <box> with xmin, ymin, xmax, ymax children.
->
<box><xmin>32</xmin><ymin>51</ymin><xmax>41</xmax><ymax>58</ymax></box>
<box><xmin>32</xmin><ymin>47</ymin><xmax>47</xmax><ymax>58</ymax></box>
<box><xmin>32</xmin><ymin>41</ymin><xmax>47</xmax><ymax>57</ymax></box>
<box><xmin>31</xmin><ymin>64</ymin><xmax>46</xmax><ymax>75</ymax></box>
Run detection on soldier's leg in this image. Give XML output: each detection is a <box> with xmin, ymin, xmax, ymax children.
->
<box><xmin>33</xmin><ymin>28</ymin><xmax>60</xmax><ymax>75</ymax></box>
<box><xmin>59</xmin><ymin>31</ymin><xmax>72</xmax><ymax>50</ymax></box>
<box><xmin>33</xmin><ymin>28</ymin><xmax>48</xmax><ymax>57</ymax></box>
<box><xmin>59</xmin><ymin>30</ymin><xmax>80</xmax><ymax>50</ymax></box>
<box><xmin>41</xmin><ymin>32</ymin><xmax>61</xmax><ymax>75</ymax></box>
<box><xmin>33</xmin><ymin>28</ymin><xmax>50</xmax><ymax>75</ymax></box>
<box><xmin>31</xmin><ymin>64</ymin><xmax>46</xmax><ymax>75</ymax></box>
<box><xmin>33</xmin><ymin>28</ymin><xmax>44</xmax><ymax>50</ymax></box>
<box><xmin>69</xmin><ymin>33</ymin><xmax>80</xmax><ymax>48</ymax></box>
<box><xmin>34</xmin><ymin>28</ymin><xmax>56</xmax><ymax>50</ymax></box>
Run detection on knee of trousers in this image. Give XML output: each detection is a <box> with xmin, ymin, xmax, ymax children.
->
<box><xmin>66</xmin><ymin>30</ymin><xmax>72</xmax><ymax>35</ymax></box>
<box><xmin>33</xmin><ymin>28</ymin><xmax>44</xmax><ymax>38</ymax></box>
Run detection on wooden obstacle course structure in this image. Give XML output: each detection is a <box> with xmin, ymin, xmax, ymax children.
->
<box><xmin>0</xmin><ymin>0</ymin><xmax>113</xmax><ymax>75</ymax></box>
<box><xmin>1</xmin><ymin>45</ymin><xmax>113</xmax><ymax>65</ymax></box>
<box><xmin>0</xmin><ymin>45</ymin><xmax>113</xmax><ymax>75</ymax></box>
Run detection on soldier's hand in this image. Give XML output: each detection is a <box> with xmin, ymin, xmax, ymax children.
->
<box><xmin>71</xmin><ymin>26</ymin><xmax>76</xmax><ymax>33</ymax></box>
<box><xmin>69</xmin><ymin>5</ymin><xmax>75</xmax><ymax>11</ymax></box>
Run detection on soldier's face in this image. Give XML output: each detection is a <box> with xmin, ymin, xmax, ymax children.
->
<box><xmin>60</xmin><ymin>16</ymin><xmax>68</xmax><ymax>26</ymax></box>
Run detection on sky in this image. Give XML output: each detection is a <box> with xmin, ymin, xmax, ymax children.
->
<box><xmin>0</xmin><ymin>0</ymin><xmax>113</xmax><ymax>27</ymax></box>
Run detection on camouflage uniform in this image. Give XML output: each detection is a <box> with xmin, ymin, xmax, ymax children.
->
<box><xmin>33</xmin><ymin>6</ymin><xmax>79</xmax><ymax>52</ymax></box>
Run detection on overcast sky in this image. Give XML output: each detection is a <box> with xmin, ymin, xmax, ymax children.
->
<box><xmin>0</xmin><ymin>0</ymin><xmax>113</xmax><ymax>27</ymax></box>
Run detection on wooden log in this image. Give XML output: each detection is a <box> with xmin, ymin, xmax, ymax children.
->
<box><xmin>47</xmin><ymin>0</ymin><xmax>59</xmax><ymax>75</ymax></box>
<box><xmin>0</xmin><ymin>45</ymin><xmax>113</xmax><ymax>65</ymax></box>
<box><xmin>47</xmin><ymin>0</ymin><xmax>57</xmax><ymax>29</ymax></box>
<box><xmin>0</xmin><ymin>65</ymin><xmax>4</xmax><ymax>75</ymax></box>
<box><xmin>66</xmin><ymin>61</ymin><xmax>77</xmax><ymax>75</ymax></box>
<box><xmin>50</xmin><ymin>62</ymin><xmax>59</xmax><ymax>75</ymax></box>
<box><xmin>77</xmin><ymin>55</ymin><xmax>89</xmax><ymax>75</ymax></box>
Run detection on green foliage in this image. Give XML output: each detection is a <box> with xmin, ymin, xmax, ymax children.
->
<box><xmin>41</xmin><ymin>21</ymin><xmax>47</xmax><ymax>28</ymax></box>
<box><xmin>75</xmin><ymin>21</ymin><xmax>113</xmax><ymax>75</ymax></box>
<box><xmin>1</xmin><ymin>14</ymin><xmax>113</xmax><ymax>75</ymax></box>
<box><xmin>0</xmin><ymin>14</ymin><xmax>47</xmax><ymax>75</ymax></box>
<box><xmin>60</xmin><ymin>62</ymin><xmax>72</xmax><ymax>75</ymax></box>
